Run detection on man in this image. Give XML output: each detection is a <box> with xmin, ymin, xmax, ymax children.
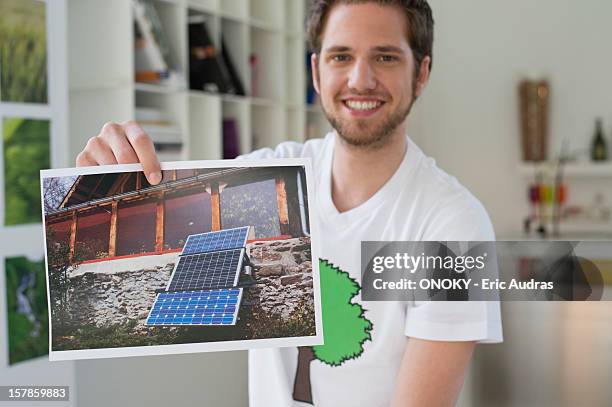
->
<box><xmin>77</xmin><ymin>1</ymin><xmax>502</xmax><ymax>406</ymax></box>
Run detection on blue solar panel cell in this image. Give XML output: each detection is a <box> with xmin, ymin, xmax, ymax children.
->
<box><xmin>168</xmin><ymin>248</ymin><xmax>243</xmax><ymax>291</ymax></box>
<box><xmin>182</xmin><ymin>227</ymin><xmax>250</xmax><ymax>255</ymax></box>
<box><xmin>146</xmin><ymin>288</ymin><xmax>243</xmax><ymax>326</ymax></box>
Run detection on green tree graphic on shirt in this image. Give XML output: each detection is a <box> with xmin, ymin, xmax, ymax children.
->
<box><xmin>293</xmin><ymin>259</ymin><xmax>373</xmax><ymax>404</ymax></box>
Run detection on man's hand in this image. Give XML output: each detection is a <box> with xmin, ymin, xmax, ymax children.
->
<box><xmin>76</xmin><ymin>121</ymin><xmax>162</xmax><ymax>185</ymax></box>
<box><xmin>391</xmin><ymin>338</ymin><xmax>476</xmax><ymax>407</ymax></box>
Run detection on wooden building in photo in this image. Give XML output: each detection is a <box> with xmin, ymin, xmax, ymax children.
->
<box><xmin>45</xmin><ymin>167</ymin><xmax>308</xmax><ymax>264</ymax></box>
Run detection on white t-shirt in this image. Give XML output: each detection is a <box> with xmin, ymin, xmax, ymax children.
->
<box><xmin>244</xmin><ymin>133</ymin><xmax>502</xmax><ymax>407</ymax></box>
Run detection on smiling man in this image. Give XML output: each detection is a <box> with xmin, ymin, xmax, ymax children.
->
<box><xmin>77</xmin><ymin>1</ymin><xmax>502</xmax><ymax>406</ymax></box>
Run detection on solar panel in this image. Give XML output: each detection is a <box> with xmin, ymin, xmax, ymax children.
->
<box><xmin>147</xmin><ymin>227</ymin><xmax>252</xmax><ymax>328</ymax></box>
<box><xmin>181</xmin><ymin>226</ymin><xmax>250</xmax><ymax>255</ymax></box>
<box><xmin>167</xmin><ymin>248</ymin><xmax>243</xmax><ymax>291</ymax></box>
<box><xmin>146</xmin><ymin>288</ymin><xmax>243</xmax><ymax>326</ymax></box>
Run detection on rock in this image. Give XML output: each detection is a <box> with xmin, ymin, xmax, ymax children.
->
<box><xmin>280</xmin><ymin>274</ymin><xmax>303</xmax><ymax>286</ymax></box>
<box><xmin>258</xmin><ymin>264</ymin><xmax>284</xmax><ymax>277</ymax></box>
<box><xmin>284</xmin><ymin>266</ymin><xmax>301</xmax><ymax>275</ymax></box>
<box><xmin>97</xmin><ymin>273</ymin><xmax>112</xmax><ymax>282</ymax></box>
<box><xmin>262</xmin><ymin>251</ymin><xmax>282</xmax><ymax>261</ymax></box>
<box><xmin>275</xmin><ymin>245</ymin><xmax>291</xmax><ymax>251</ymax></box>
<box><xmin>298</xmin><ymin>281</ymin><xmax>313</xmax><ymax>289</ymax></box>
<box><xmin>290</xmin><ymin>243</ymin><xmax>311</xmax><ymax>253</ymax></box>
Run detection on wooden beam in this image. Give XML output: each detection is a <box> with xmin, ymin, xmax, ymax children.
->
<box><xmin>155</xmin><ymin>192</ymin><xmax>165</xmax><ymax>252</ymax></box>
<box><xmin>108</xmin><ymin>173</ymin><xmax>128</xmax><ymax>195</ymax></box>
<box><xmin>276</xmin><ymin>176</ymin><xmax>290</xmax><ymax>235</ymax></box>
<box><xmin>86</xmin><ymin>174</ymin><xmax>106</xmax><ymax>201</ymax></box>
<box><xmin>284</xmin><ymin>168</ymin><xmax>304</xmax><ymax>237</ymax></box>
<box><xmin>59</xmin><ymin>175</ymin><xmax>82</xmax><ymax>209</ymax></box>
<box><xmin>108</xmin><ymin>201</ymin><xmax>118</xmax><ymax>257</ymax></box>
<box><xmin>69</xmin><ymin>211</ymin><xmax>77</xmax><ymax>263</ymax></box>
<box><xmin>210</xmin><ymin>182</ymin><xmax>221</xmax><ymax>231</ymax></box>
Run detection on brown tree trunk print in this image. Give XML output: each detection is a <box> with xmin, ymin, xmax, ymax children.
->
<box><xmin>293</xmin><ymin>346</ymin><xmax>315</xmax><ymax>404</ymax></box>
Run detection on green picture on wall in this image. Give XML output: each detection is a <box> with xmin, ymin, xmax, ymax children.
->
<box><xmin>5</xmin><ymin>256</ymin><xmax>49</xmax><ymax>365</ymax></box>
<box><xmin>3</xmin><ymin>117</ymin><xmax>50</xmax><ymax>226</ymax></box>
<box><xmin>0</xmin><ymin>0</ymin><xmax>47</xmax><ymax>103</ymax></box>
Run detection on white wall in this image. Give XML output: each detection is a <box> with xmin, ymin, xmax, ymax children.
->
<box><xmin>76</xmin><ymin>351</ymin><xmax>247</xmax><ymax>407</ymax></box>
<box><xmin>410</xmin><ymin>4</ymin><xmax>612</xmax><ymax>406</ymax></box>
<box><xmin>411</xmin><ymin>0</ymin><xmax>612</xmax><ymax>237</ymax></box>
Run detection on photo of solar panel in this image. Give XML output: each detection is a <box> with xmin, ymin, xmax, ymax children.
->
<box><xmin>146</xmin><ymin>288</ymin><xmax>243</xmax><ymax>326</ymax></box>
<box><xmin>147</xmin><ymin>227</ymin><xmax>250</xmax><ymax>326</ymax></box>
<box><xmin>181</xmin><ymin>226</ymin><xmax>250</xmax><ymax>255</ymax></box>
<box><xmin>43</xmin><ymin>162</ymin><xmax>319</xmax><ymax>360</ymax></box>
<box><xmin>168</xmin><ymin>249</ymin><xmax>243</xmax><ymax>291</ymax></box>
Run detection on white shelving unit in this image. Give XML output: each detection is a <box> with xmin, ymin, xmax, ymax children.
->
<box><xmin>518</xmin><ymin>162</ymin><xmax>612</xmax><ymax>178</ymax></box>
<box><xmin>519</xmin><ymin>161</ymin><xmax>612</xmax><ymax>239</ymax></box>
<box><xmin>66</xmin><ymin>0</ymin><xmax>330</xmax><ymax>162</ymax></box>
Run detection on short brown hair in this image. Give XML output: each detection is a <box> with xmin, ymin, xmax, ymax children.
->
<box><xmin>307</xmin><ymin>0</ymin><xmax>434</xmax><ymax>74</ymax></box>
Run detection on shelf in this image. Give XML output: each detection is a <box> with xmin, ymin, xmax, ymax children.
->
<box><xmin>135</xmin><ymin>82</ymin><xmax>186</xmax><ymax>94</ymax></box>
<box><xmin>518</xmin><ymin>162</ymin><xmax>612</xmax><ymax>178</ymax></box>
<box><xmin>68</xmin><ymin>0</ymin><xmax>317</xmax><ymax>161</ymax></box>
<box><xmin>250</xmin><ymin>96</ymin><xmax>280</xmax><ymax>107</ymax></box>
<box><xmin>557</xmin><ymin>220</ymin><xmax>612</xmax><ymax>235</ymax></box>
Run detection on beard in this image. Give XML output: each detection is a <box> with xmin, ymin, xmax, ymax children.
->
<box><xmin>321</xmin><ymin>93</ymin><xmax>415</xmax><ymax>149</ymax></box>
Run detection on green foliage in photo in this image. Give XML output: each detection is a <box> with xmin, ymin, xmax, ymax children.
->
<box><xmin>5</xmin><ymin>256</ymin><xmax>49</xmax><ymax>365</ymax></box>
<box><xmin>0</xmin><ymin>0</ymin><xmax>47</xmax><ymax>103</ymax></box>
<box><xmin>3</xmin><ymin>118</ymin><xmax>50</xmax><ymax>225</ymax></box>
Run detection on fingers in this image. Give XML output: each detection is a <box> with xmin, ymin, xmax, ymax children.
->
<box><xmin>75</xmin><ymin>121</ymin><xmax>163</xmax><ymax>186</ymax></box>
<box><xmin>75</xmin><ymin>149</ymin><xmax>97</xmax><ymax>167</ymax></box>
<box><xmin>122</xmin><ymin>121</ymin><xmax>162</xmax><ymax>185</ymax></box>
<box><xmin>83</xmin><ymin>136</ymin><xmax>118</xmax><ymax>165</ymax></box>
<box><xmin>99</xmin><ymin>123</ymin><xmax>140</xmax><ymax>164</ymax></box>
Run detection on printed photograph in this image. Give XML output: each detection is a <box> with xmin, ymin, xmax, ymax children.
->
<box><xmin>3</xmin><ymin>117</ymin><xmax>50</xmax><ymax>225</ymax></box>
<box><xmin>4</xmin><ymin>256</ymin><xmax>49</xmax><ymax>365</ymax></box>
<box><xmin>0</xmin><ymin>0</ymin><xmax>47</xmax><ymax>103</ymax></box>
<box><xmin>41</xmin><ymin>161</ymin><xmax>321</xmax><ymax>360</ymax></box>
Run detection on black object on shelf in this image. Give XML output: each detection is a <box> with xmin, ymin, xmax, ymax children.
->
<box><xmin>221</xmin><ymin>38</ymin><xmax>246</xmax><ymax>96</ymax></box>
<box><xmin>591</xmin><ymin>118</ymin><xmax>608</xmax><ymax>161</ymax></box>
<box><xmin>188</xmin><ymin>18</ymin><xmax>233</xmax><ymax>93</ymax></box>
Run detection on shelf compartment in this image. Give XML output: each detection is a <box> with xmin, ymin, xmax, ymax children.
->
<box><xmin>222</xmin><ymin>98</ymin><xmax>251</xmax><ymax>156</ymax></box>
<box><xmin>250</xmin><ymin>0</ymin><xmax>284</xmax><ymax>30</ymax></box>
<box><xmin>251</xmin><ymin>104</ymin><xmax>285</xmax><ymax>150</ymax></box>
<box><xmin>188</xmin><ymin>92</ymin><xmax>222</xmax><ymax>159</ymax></box>
<box><xmin>250</xmin><ymin>27</ymin><xmax>285</xmax><ymax>102</ymax></box>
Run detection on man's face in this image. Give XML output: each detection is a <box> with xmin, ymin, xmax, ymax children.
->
<box><xmin>312</xmin><ymin>3</ymin><xmax>429</xmax><ymax>148</ymax></box>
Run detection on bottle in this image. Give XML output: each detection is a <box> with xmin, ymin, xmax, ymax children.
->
<box><xmin>591</xmin><ymin>119</ymin><xmax>607</xmax><ymax>161</ymax></box>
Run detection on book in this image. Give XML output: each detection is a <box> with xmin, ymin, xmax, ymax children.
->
<box><xmin>188</xmin><ymin>17</ymin><xmax>234</xmax><ymax>93</ymax></box>
<box><xmin>135</xmin><ymin>70</ymin><xmax>170</xmax><ymax>83</ymax></box>
<box><xmin>223</xmin><ymin>119</ymin><xmax>240</xmax><ymax>159</ymax></box>
<box><xmin>221</xmin><ymin>38</ymin><xmax>246</xmax><ymax>96</ymax></box>
<box><xmin>135</xmin><ymin>107</ymin><xmax>182</xmax><ymax>144</ymax></box>
<box><xmin>133</xmin><ymin>0</ymin><xmax>170</xmax><ymax>75</ymax></box>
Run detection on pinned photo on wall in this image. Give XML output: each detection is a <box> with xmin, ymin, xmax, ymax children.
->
<box><xmin>4</xmin><ymin>255</ymin><xmax>49</xmax><ymax>365</ymax></box>
<box><xmin>40</xmin><ymin>159</ymin><xmax>322</xmax><ymax>361</ymax></box>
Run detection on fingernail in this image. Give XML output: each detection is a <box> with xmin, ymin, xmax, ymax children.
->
<box><xmin>149</xmin><ymin>172</ymin><xmax>161</xmax><ymax>185</ymax></box>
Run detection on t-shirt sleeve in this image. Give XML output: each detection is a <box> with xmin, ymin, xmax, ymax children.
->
<box><xmin>236</xmin><ymin>141</ymin><xmax>305</xmax><ymax>160</ymax></box>
<box><xmin>404</xmin><ymin>196</ymin><xmax>503</xmax><ymax>343</ymax></box>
